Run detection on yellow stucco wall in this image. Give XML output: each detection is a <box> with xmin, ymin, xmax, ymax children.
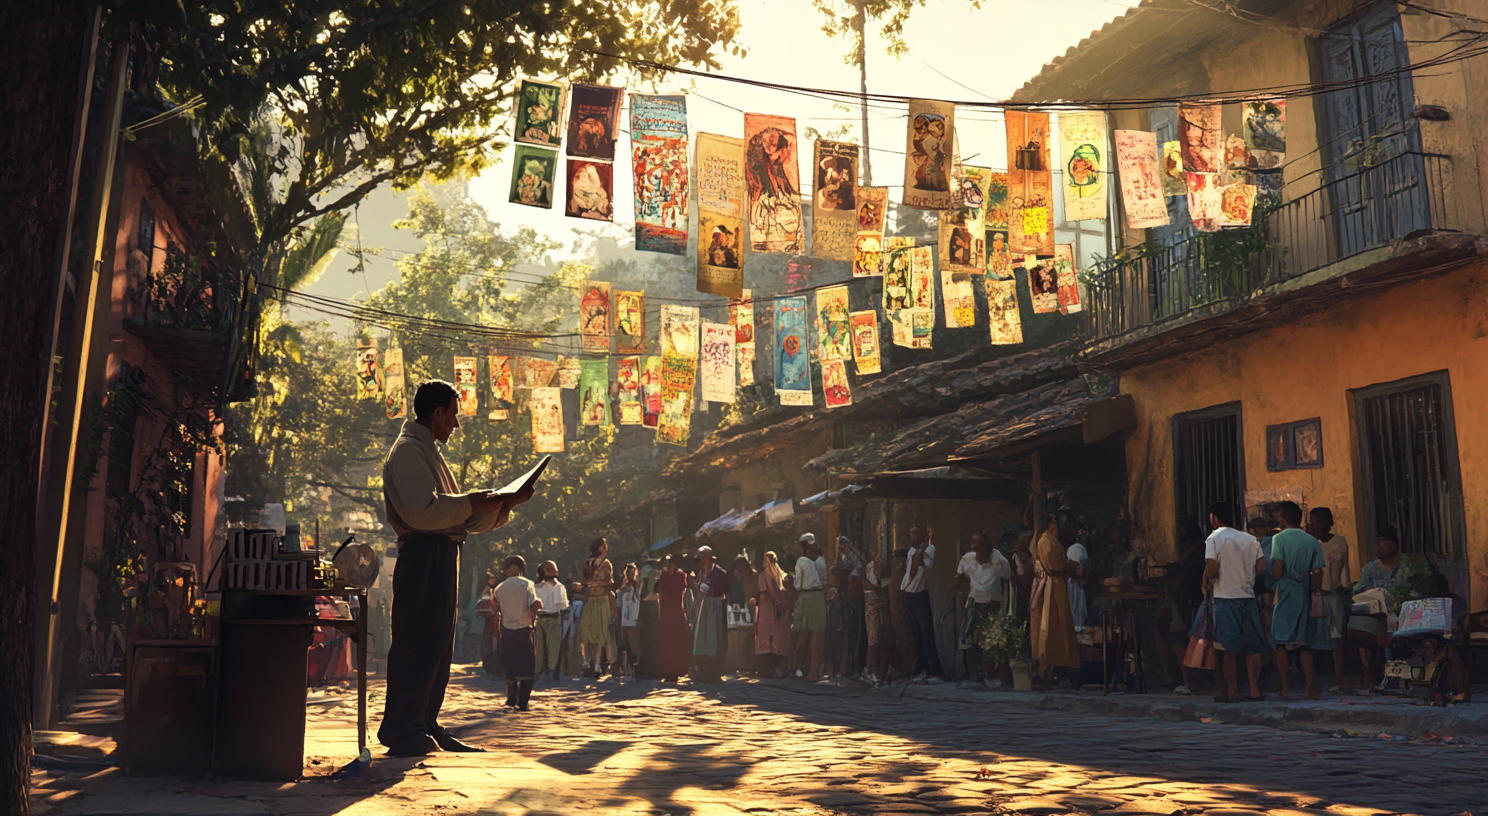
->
<box><xmin>1123</xmin><ymin>261</ymin><xmax>1488</xmax><ymax>607</ymax></box>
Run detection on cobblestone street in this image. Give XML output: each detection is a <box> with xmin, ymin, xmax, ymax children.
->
<box><xmin>31</xmin><ymin>670</ymin><xmax>1488</xmax><ymax>816</ymax></box>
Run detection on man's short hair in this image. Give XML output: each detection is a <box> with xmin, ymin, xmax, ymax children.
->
<box><xmin>1208</xmin><ymin>501</ymin><xmax>1236</xmax><ymax>528</ymax></box>
<box><xmin>414</xmin><ymin>380</ymin><xmax>458</xmax><ymax>421</ymax></box>
<box><xmin>504</xmin><ymin>555</ymin><xmax>526</xmax><ymax>573</ymax></box>
<box><xmin>1277</xmin><ymin>501</ymin><xmax>1303</xmax><ymax>526</ymax></box>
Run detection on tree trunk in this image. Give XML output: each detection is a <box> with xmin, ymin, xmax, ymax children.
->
<box><xmin>0</xmin><ymin>1</ymin><xmax>94</xmax><ymax>811</ymax></box>
<box><xmin>855</xmin><ymin>3</ymin><xmax>871</xmax><ymax>186</ymax></box>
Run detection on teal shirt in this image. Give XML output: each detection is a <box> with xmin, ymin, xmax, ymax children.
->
<box><xmin>1269</xmin><ymin>527</ymin><xmax>1324</xmax><ymax>581</ymax></box>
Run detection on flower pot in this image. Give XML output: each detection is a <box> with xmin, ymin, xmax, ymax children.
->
<box><xmin>1009</xmin><ymin>659</ymin><xmax>1032</xmax><ymax>691</ymax></box>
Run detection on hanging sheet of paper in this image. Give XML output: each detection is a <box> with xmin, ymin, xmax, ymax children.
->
<box><xmin>849</xmin><ymin>310</ymin><xmax>881</xmax><ymax>375</ymax></box>
<box><xmin>1186</xmin><ymin>171</ymin><xmax>1223</xmax><ymax>231</ymax></box>
<box><xmin>1161</xmin><ymin>140</ymin><xmax>1186</xmax><ymax>198</ymax></box>
<box><xmin>943</xmin><ymin>279</ymin><xmax>976</xmax><ymax>328</ymax></box>
<box><xmin>984</xmin><ymin>172</ymin><xmax>1013</xmax><ymax>280</ymax></box>
<box><xmin>514</xmin><ymin>78</ymin><xmax>566</xmax><ymax>148</ymax></box>
<box><xmin>660</xmin><ymin>304</ymin><xmax>700</xmax><ymax>358</ymax></box>
<box><xmin>939</xmin><ymin>165</ymin><xmax>990</xmax><ymax>277</ymax></box>
<box><xmin>453</xmin><ymin>356</ymin><xmax>479</xmax><ymax>417</ymax></box>
<box><xmin>520</xmin><ymin>357</ymin><xmax>557</xmax><ymax>388</ymax></box>
<box><xmin>696</xmin><ymin>132</ymin><xmax>746</xmax><ymax>297</ymax></box>
<box><xmin>488</xmin><ymin>355</ymin><xmax>513</xmax><ymax>420</ymax></box>
<box><xmin>1114</xmin><ymin>129</ymin><xmax>1170</xmax><ymax>230</ymax></box>
<box><xmin>1005</xmin><ymin>110</ymin><xmax>1054</xmax><ymax>254</ymax></box>
<box><xmin>566</xmin><ymin>83</ymin><xmax>623</xmax><ymax>161</ymax></box>
<box><xmin>616</xmin><ymin>356</ymin><xmax>643</xmax><ymax>425</ymax></box>
<box><xmin>822</xmin><ymin>359</ymin><xmax>853</xmax><ymax>409</ymax></box>
<box><xmin>699</xmin><ymin>321</ymin><xmax>736</xmax><ymax>404</ymax></box>
<box><xmin>811</xmin><ymin>139</ymin><xmax>859</xmax><ymax>261</ymax></box>
<box><xmin>853</xmin><ymin>186</ymin><xmax>888</xmax><ymax>277</ymax></box>
<box><xmin>730</xmin><ymin>292</ymin><xmax>756</xmax><ymax>387</ymax></box>
<box><xmin>641</xmin><ymin>355</ymin><xmax>662</xmax><ymax>428</ymax></box>
<box><xmin>656</xmin><ymin>352</ymin><xmax>696</xmax><ymax>446</ymax></box>
<box><xmin>614</xmin><ymin>290</ymin><xmax>644</xmax><ymax>354</ymax></box>
<box><xmin>1054</xmin><ymin>244</ymin><xmax>1082</xmax><ymax>315</ymax></box>
<box><xmin>1219</xmin><ymin>183</ymin><xmax>1257</xmax><ymax>228</ymax></box>
<box><xmin>1243</xmin><ymin>98</ymin><xmax>1286</xmax><ymax>170</ymax></box>
<box><xmin>1025</xmin><ymin>255</ymin><xmax>1059</xmax><ymax>315</ymax></box>
<box><xmin>510</xmin><ymin>144</ymin><xmax>558</xmax><ymax>210</ymax></box>
<box><xmin>985</xmin><ymin>277</ymin><xmax>1024</xmax><ymax>346</ymax></box>
<box><xmin>355</xmin><ymin>340</ymin><xmax>383</xmax><ymax>401</ymax></box>
<box><xmin>1223</xmin><ymin>135</ymin><xmax>1253</xmax><ymax>186</ymax></box>
<box><xmin>1059</xmin><ymin>111</ymin><xmax>1109</xmax><ymax>222</ymax></box>
<box><xmin>884</xmin><ymin>242</ymin><xmax>914</xmax><ymax>346</ymax></box>
<box><xmin>910</xmin><ymin>309</ymin><xmax>934</xmax><ymax>350</ymax></box>
<box><xmin>902</xmin><ymin>99</ymin><xmax>957</xmax><ymax>210</ymax></box>
<box><xmin>1179</xmin><ymin>103</ymin><xmax>1221</xmax><ymax>174</ymax></box>
<box><xmin>910</xmin><ymin>245</ymin><xmax>935</xmax><ymax>315</ymax></box>
<box><xmin>578</xmin><ymin>359</ymin><xmax>610</xmax><ymax>427</ymax></box>
<box><xmin>383</xmin><ymin>346</ymin><xmax>406</xmax><ymax>419</ymax></box>
<box><xmin>579</xmin><ymin>281</ymin><xmax>611</xmax><ymax>352</ymax></box>
<box><xmin>556</xmin><ymin>356</ymin><xmax>580</xmax><ymax>390</ymax></box>
<box><xmin>565</xmin><ymin>160</ymin><xmax>614</xmax><ymax>221</ymax></box>
<box><xmin>530</xmin><ymin>387</ymin><xmax>565</xmax><ymax>453</ymax></box>
<box><xmin>630</xmin><ymin>94</ymin><xmax>689</xmax><ymax>255</ymax></box>
<box><xmin>743</xmin><ymin>113</ymin><xmax>804</xmax><ymax>254</ymax></box>
<box><xmin>815</xmin><ymin>285</ymin><xmax>852</xmax><ymax>362</ymax></box>
<box><xmin>774</xmin><ymin>295</ymin><xmax>812</xmax><ymax>406</ymax></box>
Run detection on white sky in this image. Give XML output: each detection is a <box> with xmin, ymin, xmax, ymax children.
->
<box><xmin>309</xmin><ymin>0</ymin><xmax>1139</xmax><ymax>305</ymax></box>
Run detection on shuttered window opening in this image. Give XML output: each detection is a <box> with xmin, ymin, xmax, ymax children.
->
<box><xmin>1173</xmin><ymin>403</ymin><xmax>1245</xmax><ymax>547</ymax></box>
<box><xmin>1359</xmin><ymin>377</ymin><xmax>1463</xmax><ymax>556</ymax></box>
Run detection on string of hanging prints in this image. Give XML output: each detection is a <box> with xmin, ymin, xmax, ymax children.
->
<box><xmin>350</xmin><ymin>76</ymin><xmax>1292</xmax><ymax>453</ymax></box>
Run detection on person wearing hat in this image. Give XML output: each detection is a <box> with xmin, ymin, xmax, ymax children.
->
<box><xmin>533</xmin><ymin>560</ymin><xmax>568</xmax><ymax>682</ymax></box>
<box><xmin>692</xmin><ymin>547</ymin><xmax>732</xmax><ymax>682</ymax></box>
<box><xmin>493</xmin><ymin>555</ymin><xmax>542</xmax><ymax>711</ymax></box>
<box><xmin>792</xmin><ymin>533</ymin><xmax>827</xmax><ymax>682</ymax></box>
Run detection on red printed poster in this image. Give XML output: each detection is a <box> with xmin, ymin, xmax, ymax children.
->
<box><xmin>744</xmin><ymin>113</ymin><xmax>803</xmax><ymax>253</ymax></box>
<box><xmin>1114</xmin><ymin>129</ymin><xmax>1169</xmax><ymax>230</ymax></box>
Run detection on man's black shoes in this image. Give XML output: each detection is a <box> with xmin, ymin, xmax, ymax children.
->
<box><xmin>433</xmin><ymin>732</ymin><xmax>487</xmax><ymax>752</ymax></box>
<box><xmin>384</xmin><ymin>733</ymin><xmax>439</xmax><ymax>757</ymax></box>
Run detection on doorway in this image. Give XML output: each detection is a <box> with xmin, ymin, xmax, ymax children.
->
<box><xmin>1173</xmin><ymin>402</ymin><xmax>1246</xmax><ymax>547</ymax></box>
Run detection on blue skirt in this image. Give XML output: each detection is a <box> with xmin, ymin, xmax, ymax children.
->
<box><xmin>1272</xmin><ymin>577</ymin><xmax>1334</xmax><ymax>650</ymax></box>
<box><xmin>1213</xmin><ymin>597</ymin><xmax>1271</xmax><ymax>654</ymax></box>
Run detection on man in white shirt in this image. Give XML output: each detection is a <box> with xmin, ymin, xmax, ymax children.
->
<box><xmin>533</xmin><ymin>560</ymin><xmax>569</xmax><ymax>682</ymax></box>
<box><xmin>1203</xmin><ymin>501</ymin><xmax>1269</xmax><ymax>703</ymax></box>
<box><xmin>956</xmin><ymin>531</ymin><xmax>1011</xmax><ymax>685</ymax></box>
<box><xmin>901</xmin><ymin>526</ymin><xmax>943</xmax><ymax>683</ymax></box>
<box><xmin>378</xmin><ymin>381</ymin><xmax>534</xmax><ymax>756</ymax></box>
<box><xmin>493</xmin><ymin>556</ymin><xmax>542</xmax><ymax>711</ymax></box>
<box><xmin>791</xmin><ymin>533</ymin><xmax>826</xmax><ymax>682</ymax></box>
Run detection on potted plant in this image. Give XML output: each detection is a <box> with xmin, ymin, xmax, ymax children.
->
<box><xmin>976</xmin><ymin>612</ymin><xmax>1032</xmax><ymax>690</ymax></box>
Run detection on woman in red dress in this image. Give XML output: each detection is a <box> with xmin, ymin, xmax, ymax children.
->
<box><xmin>656</xmin><ymin>555</ymin><xmax>692</xmax><ymax>682</ymax></box>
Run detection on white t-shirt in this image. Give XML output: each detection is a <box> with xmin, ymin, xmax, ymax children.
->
<box><xmin>794</xmin><ymin>556</ymin><xmax>823</xmax><ymax>590</ymax></box>
<box><xmin>494</xmin><ymin>576</ymin><xmax>538</xmax><ymax>629</ymax></box>
<box><xmin>1204</xmin><ymin>527</ymin><xmax>1263</xmax><ymax>600</ymax></box>
<box><xmin>957</xmin><ymin>550</ymin><xmax>1011</xmax><ymax>603</ymax></box>
<box><xmin>1319</xmin><ymin>534</ymin><xmax>1352</xmax><ymax>591</ymax></box>
<box><xmin>534</xmin><ymin>580</ymin><xmax>569</xmax><ymax>615</ymax></box>
<box><xmin>617</xmin><ymin>586</ymin><xmax>640</xmax><ymax>627</ymax></box>
<box><xmin>901</xmin><ymin>544</ymin><xmax>936</xmax><ymax>594</ymax></box>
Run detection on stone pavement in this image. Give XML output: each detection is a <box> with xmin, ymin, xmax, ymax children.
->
<box><xmin>30</xmin><ymin>668</ymin><xmax>1488</xmax><ymax>816</ymax></box>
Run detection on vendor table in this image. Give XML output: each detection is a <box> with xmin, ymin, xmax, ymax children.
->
<box><xmin>1099</xmin><ymin>590</ymin><xmax>1163</xmax><ymax>695</ymax></box>
<box><xmin>215</xmin><ymin>588</ymin><xmax>369</xmax><ymax>753</ymax></box>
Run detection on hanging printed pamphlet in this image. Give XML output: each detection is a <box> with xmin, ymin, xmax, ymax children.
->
<box><xmin>630</xmin><ymin>94</ymin><xmax>689</xmax><ymax>254</ymax></box>
<box><xmin>696</xmin><ymin>132</ymin><xmax>747</xmax><ymax>297</ymax></box>
<box><xmin>616</xmin><ymin>356</ymin><xmax>643</xmax><ymax>425</ymax></box>
<box><xmin>853</xmin><ymin>186</ymin><xmax>889</xmax><ymax>277</ymax></box>
<box><xmin>509</xmin><ymin>145</ymin><xmax>557</xmax><ymax>209</ymax></box>
<box><xmin>1179</xmin><ymin>103</ymin><xmax>1221</xmax><ymax>174</ymax></box>
<box><xmin>939</xmin><ymin>165</ymin><xmax>990</xmax><ymax>276</ymax></box>
<box><xmin>355</xmin><ymin>340</ymin><xmax>382</xmax><ymax>401</ymax></box>
<box><xmin>656</xmin><ymin>353</ymin><xmax>696</xmax><ymax>446</ymax></box>
<box><xmin>488</xmin><ymin>355</ymin><xmax>513</xmax><ymax>421</ymax></box>
<box><xmin>514</xmin><ymin>78</ymin><xmax>566</xmax><ymax>147</ymax></box>
<box><xmin>641</xmin><ymin>356</ymin><xmax>662</xmax><ymax>428</ymax></box>
<box><xmin>811</xmin><ymin>139</ymin><xmax>859</xmax><ymax>260</ymax></box>
<box><xmin>614</xmin><ymin>290</ymin><xmax>644</xmax><ymax>354</ymax></box>
<box><xmin>849</xmin><ymin>310</ymin><xmax>881</xmax><ymax>376</ymax></box>
<box><xmin>1054</xmin><ymin>244</ymin><xmax>1082</xmax><ymax>315</ymax></box>
<box><xmin>985</xmin><ymin>277</ymin><xmax>1024</xmax><ymax>346</ymax></box>
<box><xmin>744</xmin><ymin>113</ymin><xmax>804</xmax><ymax>253</ymax></box>
<box><xmin>815</xmin><ymin>285</ymin><xmax>852</xmax><ymax>362</ymax></box>
<box><xmin>1025</xmin><ymin>255</ymin><xmax>1059</xmax><ymax>315</ymax></box>
<box><xmin>580</xmin><ymin>281</ymin><xmax>611</xmax><ymax>352</ymax></box>
<box><xmin>700</xmin><ymin>321</ymin><xmax>736</xmax><ymax>404</ymax></box>
<box><xmin>660</xmin><ymin>304</ymin><xmax>700</xmax><ymax>358</ymax></box>
<box><xmin>903</xmin><ymin>99</ymin><xmax>957</xmax><ymax>210</ymax></box>
<box><xmin>565</xmin><ymin>160</ymin><xmax>614</xmax><ymax>221</ymax></box>
<box><xmin>557</xmin><ymin>356</ymin><xmax>580</xmax><ymax>390</ymax></box>
<box><xmin>1114</xmin><ymin>129</ymin><xmax>1170</xmax><ymax>229</ymax></box>
<box><xmin>774</xmin><ymin>295</ymin><xmax>812</xmax><ymax>406</ymax></box>
<box><xmin>1059</xmin><ymin>111</ymin><xmax>1108</xmax><ymax>222</ymax></box>
<box><xmin>566</xmin><ymin>83</ymin><xmax>623</xmax><ymax>161</ymax></box>
<box><xmin>383</xmin><ymin>347</ymin><xmax>406</xmax><ymax>419</ymax></box>
<box><xmin>531</xmin><ymin>387</ymin><xmax>565</xmax><ymax>453</ymax></box>
<box><xmin>730</xmin><ymin>292</ymin><xmax>756</xmax><ymax>387</ymax></box>
<box><xmin>1005</xmin><ymin>110</ymin><xmax>1054</xmax><ymax>254</ymax></box>
<box><xmin>453</xmin><ymin>356</ymin><xmax>479</xmax><ymax>418</ymax></box>
<box><xmin>822</xmin><ymin>359</ymin><xmax>852</xmax><ymax>409</ymax></box>
<box><xmin>1243</xmin><ymin>98</ymin><xmax>1286</xmax><ymax>170</ymax></box>
<box><xmin>578</xmin><ymin>359</ymin><xmax>610</xmax><ymax>427</ymax></box>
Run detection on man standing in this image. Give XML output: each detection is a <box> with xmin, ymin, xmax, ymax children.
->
<box><xmin>1203</xmin><ymin>501</ymin><xmax>1269</xmax><ymax>703</ymax></box>
<box><xmin>791</xmin><ymin>533</ymin><xmax>827</xmax><ymax>682</ymax></box>
<box><xmin>1271</xmin><ymin>501</ymin><xmax>1330</xmax><ymax>700</ymax></box>
<box><xmin>830</xmin><ymin>535</ymin><xmax>867</xmax><ymax>679</ymax></box>
<box><xmin>378</xmin><ymin>381</ymin><xmax>534</xmax><ymax>756</ymax></box>
<box><xmin>956</xmin><ymin>531</ymin><xmax>1011</xmax><ymax>685</ymax></box>
<box><xmin>863</xmin><ymin>547</ymin><xmax>892</xmax><ymax>686</ymax></box>
<box><xmin>533</xmin><ymin>560</ymin><xmax>568</xmax><ymax>682</ymax></box>
<box><xmin>494</xmin><ymin>556</ymin><xmax>543</xmax><ymax>711</ymax></box>
<box><xmin>902</xmin><ymin>526</ymin><xmax>944</xmax><ymax>683</ymax></box>
<box><xmin>692</xmin><ymin>547</ymin><xmax>731</xmax><ymax>682</ymax></box>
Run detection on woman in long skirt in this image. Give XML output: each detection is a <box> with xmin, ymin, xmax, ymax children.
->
<box><xmin>579</xmin><ymin>537</ymin><xmax>616</xmax><ymax>677</ymax></box>
<box><xmin>656</xmin><ymin>555</ymin><xmax>692</xmax><ymax>682</ymax></box>
<box><xmin>753</xmin><ymin>552</ymin><xmax>793</xmax><ymax>675</ymax></box>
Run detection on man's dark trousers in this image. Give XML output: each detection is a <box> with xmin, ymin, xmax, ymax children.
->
<box><xmin>903</xmin><ymin>589</ymin><xmax>943</xmax><ymax>676</ymax></box>
<box><xmin>378</xmin><ymin>533</ymin><xmax>459</xmax><ymax>748</ymax></box>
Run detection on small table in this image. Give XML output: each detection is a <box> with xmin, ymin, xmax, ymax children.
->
<box><xmin>1099</xmin><ymin>591</ymin><xmax>1164</xmax><ymax>695</ymax></box>
<box><xmin>214</xmin><ymin>588</ymin><xmax>369</xmax><ymax>752</ymax></box>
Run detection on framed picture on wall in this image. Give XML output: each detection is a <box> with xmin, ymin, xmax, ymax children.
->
<box><xmin>1267</xmin><ymin>417</ymin><xmax>1323</xmax><ymax>471</ymax></box>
